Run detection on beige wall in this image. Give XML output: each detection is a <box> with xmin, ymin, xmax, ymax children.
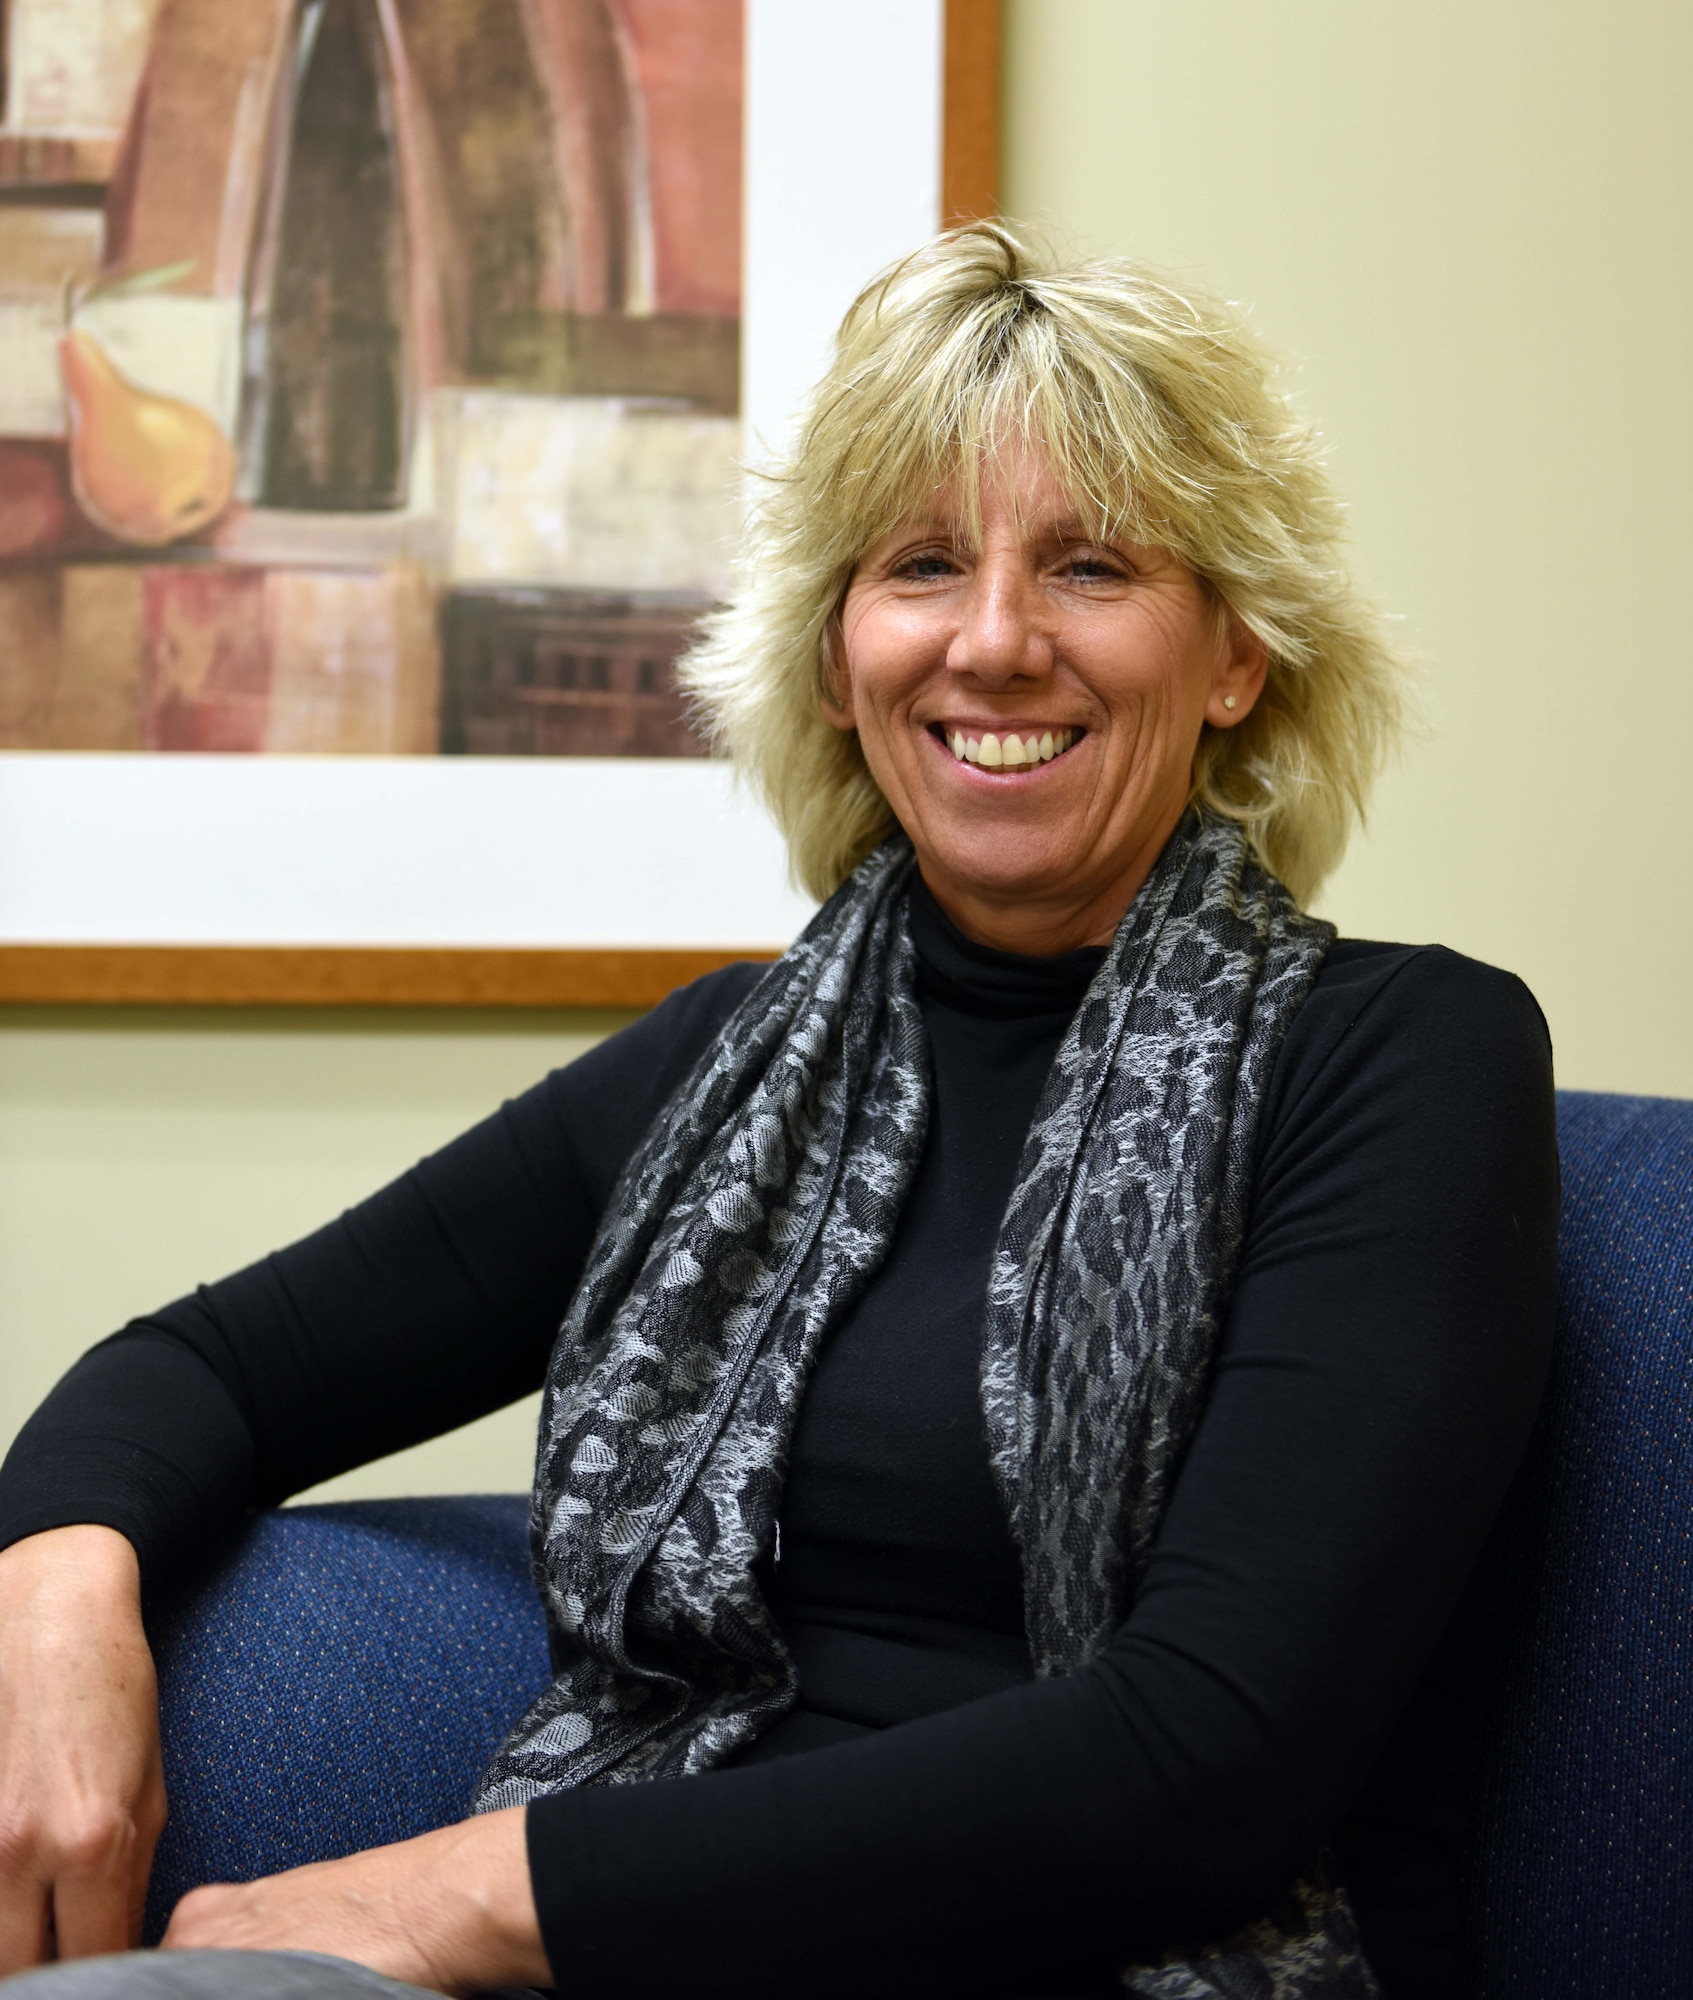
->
<box><xmin>0</xmin><ymin>1010</ymin><xmax>630</xmax><ymax>1499</ymax></box>
<box><xmin>1003</xmin><ymin>0</ymin><xmax>1693</xmax><ymax>1095</ymax></box>
<box><xmin>4</xmin><ymin>0</ymin><xmax>1689</xmax><ymax>1496</ymax></box>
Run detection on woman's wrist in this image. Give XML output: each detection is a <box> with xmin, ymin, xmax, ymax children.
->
<box><xmin>0</xmin><ymin>1523</ymin><xmax>143</xmax><ymax>1619</ymax></box>
<box><xmin>420</xmin><ymin>1807</ymin><xmax>552</xmax><ymax>1993</ymax></box>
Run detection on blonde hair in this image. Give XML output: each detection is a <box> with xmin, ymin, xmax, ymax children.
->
<box><xmin>679</xmin><ymin>223</ymin><xmax>1403</xmax><ymax>907</ymax></box>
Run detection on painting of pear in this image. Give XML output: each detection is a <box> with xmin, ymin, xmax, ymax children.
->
<box><xmin>59</xmin><ymin>328</ymin><xmax>236</xmax><ymax>547</ymax></box>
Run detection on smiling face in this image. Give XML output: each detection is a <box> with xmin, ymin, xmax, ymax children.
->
<box><xmin>827</xmin><ymin>451</ymin><xmax>1269</xmax><ymax>955</ymax></box>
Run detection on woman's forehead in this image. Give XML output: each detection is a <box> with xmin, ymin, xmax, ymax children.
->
<box><xmin>867</xmin><ymin>457</ymin><xmax>1128</xmax><ymax>546</ymax></box>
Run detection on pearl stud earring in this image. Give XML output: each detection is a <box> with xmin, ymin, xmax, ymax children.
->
<box><xmin>1222</xmin><ymin>694</ymin><xmax>1238</xmax><ymax>711</ymax></box>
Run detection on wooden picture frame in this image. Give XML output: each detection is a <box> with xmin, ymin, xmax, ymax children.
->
<box><xmin>0</xmin><ymin>0</ymin><xmax>999</xmax><ymax>1010</ymax></box>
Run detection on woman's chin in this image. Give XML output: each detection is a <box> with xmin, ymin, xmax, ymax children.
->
<box><xmin>918</xmin><ymin>841</ymin><xmax>1097</xmax><ymax>919</ymax></box>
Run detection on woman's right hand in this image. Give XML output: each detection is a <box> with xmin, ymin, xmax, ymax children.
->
<box><xmin>0</xmin><ymin>1524</ymin><xmax>167</xmax><ymax>1975</ymax></box>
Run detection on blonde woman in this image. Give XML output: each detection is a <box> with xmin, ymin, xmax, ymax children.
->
<box><xmin>0</xmin><ymin>226</ymin><xmax>1557</xmax><ymax>2000</ymax></box>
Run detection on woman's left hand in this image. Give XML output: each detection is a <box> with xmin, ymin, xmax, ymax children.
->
<box><xmin>160</xmin><ymin>1806</ymin><xmax>550</xmax><ymax>1998</ymax></box>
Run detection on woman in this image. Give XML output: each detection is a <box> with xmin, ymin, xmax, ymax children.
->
<box><xmin>0</xmin><ymin>225</ymin><xmax>1558</xmax><ymax>2000</ymax></box>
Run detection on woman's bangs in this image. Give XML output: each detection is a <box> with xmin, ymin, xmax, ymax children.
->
<box><xmin>840</xmin><ymin>338</ymin><xmax>1144</xmax><ymax>556</ymax></box>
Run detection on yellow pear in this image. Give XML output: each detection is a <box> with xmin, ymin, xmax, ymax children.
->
<box><xmin>59</xmin><ymin>328</ymin><xmax>235</xmax><ymax>547</ymax></box>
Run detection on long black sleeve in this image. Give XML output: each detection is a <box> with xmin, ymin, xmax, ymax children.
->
<box><xmin>0</xmin><ymin>965</ymin><xmax>767</xmax><ymax>1574</ymax></box>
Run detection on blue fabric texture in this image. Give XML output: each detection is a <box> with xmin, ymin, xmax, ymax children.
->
<box><xmin>138</xmin><ymin>1094</ymin><xmax>1693</xmax><ymax>1995</ymax></box>
<box><xmin>142</xmin><ymin>1497</ymin><xmax>549</xmax><ymax>1943</ymax></box>
<box><xmin>1465</xmin><ymin>1091</ymin><xmax>1693</xmax><ymax>1998</ymax></box>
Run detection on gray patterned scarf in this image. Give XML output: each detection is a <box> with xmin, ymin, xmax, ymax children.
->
<box><xmin>474</xmin><ymin>809</ymin><xmax>1379</xmax><ymax>1997</ymax></box>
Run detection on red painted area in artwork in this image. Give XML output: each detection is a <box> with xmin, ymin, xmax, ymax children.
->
<box><xmin>0</xmin><ymin>444</ymin><xmax>75</xmax><ymax>560</ymax></box>
<box><xmin>140</xmin><ymin>567</ymin><xmax>271</xmax><ymax>752</ymax></box>
<box><xmin>615</xmin><ymin>0</ymin><xmax>743</xmax><ymax>317</ymax></box>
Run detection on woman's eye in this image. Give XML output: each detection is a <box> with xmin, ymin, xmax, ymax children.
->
<box><xmin>1065</xmin><ymin>553</ymin><xmax>1124</xmax><ymax>581</ymax></box>
<box><xmin>895</xmin><ymin>552</ymin><xmax>959</xmax><ymax>580</ymax></box>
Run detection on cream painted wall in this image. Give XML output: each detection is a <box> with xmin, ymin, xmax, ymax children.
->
<box><xmin>0</xmin><ymin>1010</ymin><xmax>631</xmax><ymax>1499</ymax></box>
<box><xmin>4</xmin><ymin>2</ymin><xmax>1690</xmax><ymax>1498</ymax></box>
<box><xmin>1002</xmin><ymin>0</ymin><xmax>1693</xmax><ymax>1096</ymax></box>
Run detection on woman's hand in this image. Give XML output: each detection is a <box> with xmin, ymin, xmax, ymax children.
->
<box><xmin>0</xmin><ymin>1525</ymin><xmax>168</xmax><ymax>1976</ymax></box>
<box><xmin>161</xmin><ymin>1808</ymin><xmax>549</xmax><ymax>1999</ymax></box>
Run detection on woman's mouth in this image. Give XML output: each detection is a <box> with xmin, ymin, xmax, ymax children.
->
<box><xmin>932</xmin><ymin>725</ymin><xmax>1084</xmax><ymax>770</ymax></box>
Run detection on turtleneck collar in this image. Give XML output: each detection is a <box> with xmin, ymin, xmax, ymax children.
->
<box><xmin>907</xmin><ymin>871</ymin><xmax>1107</xmax><ymax>1020</ymax></box>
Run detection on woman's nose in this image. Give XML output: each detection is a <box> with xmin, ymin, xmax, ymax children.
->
<box><xmin>946</xmin><ymin>566</ymin><xmax>1049</xmax><ymax>684</ymax></box>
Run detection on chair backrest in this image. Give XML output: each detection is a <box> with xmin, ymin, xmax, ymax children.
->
<box><xmin>1466</xmin><ymin>1090</ymin><xmax>1693</xmax><ymax>1999</ymax></box>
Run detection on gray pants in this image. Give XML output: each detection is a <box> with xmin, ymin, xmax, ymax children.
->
<box><xmin>0</xmin><ymin>1954</ymin><xmax>462</xmax><ymax>2000</ymax></box>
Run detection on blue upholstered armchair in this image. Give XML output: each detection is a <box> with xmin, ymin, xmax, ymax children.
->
<box><xmin>139</xmin><ymin>1092</ymin><xmax>1693</xmax><ymax>1998</ymax></box>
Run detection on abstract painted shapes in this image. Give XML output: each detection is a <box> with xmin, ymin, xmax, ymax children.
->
<box><xmin>615</xmin><ymin>0</ymin><xmax>742</xmax><ymax>319</ymax></box>
<box><xmin>0</xmin><ymin>208</ymin><xmax>105</xmax><ymax>294</ymax></box>
<box><xmin>439</xmin><ymin>391</ymin><xmax>738</xmax><ymax>595</ymax></box>
<box><xmin>0</xmin><ymin>571</ymin><xmax>71</xmax><ymax>745</ymax></box>
<box><xmin>0</xmin><ymin>210</ymin><xmax>105</xmax><ymax>437</ymax></box>
<box><xmin>98</xmin><ymin>0</ymin><xmax>286</xmax><ymax>296</ymax></box>
<box><xmin>241</xmin><ymin>0</ymin><xmax>413</xmax><ymax>511</ymax></box>
<box><xmin>0</xmin><ymin>0</ymin><xmax>744</xmax><ymax>758</ymax></box>
<box><xmin>2</xmin><ymin>0</ymin><xmax>161</xmax><ymax>139</ymax></box>
<box><xmin>397</xmin><ymin>0</ymin><xmax>739</xmax><ymax>401</ymax></box>
<box><xmin>397</xmin><ymin>0</ymin><xmax>607</xmax><ymax>352</ymax></box>
<box><xmin>70</xmin><ymin>293</ymin><xmax>245</xmax><ymax>439</ymax></box>
<box><xmin>263</xmin><ymin>567</ymin><xmax>439</xmax><ymax>754</ymax></box>
<box><xmin>0</xmin><ymin>561</ymin><xmax>439</xmax><ymax>753</ymax></box>
<box><xmin>0</xmin><ymin>566</ymin><xmax>146</xmax><ymax>749</ymax></box>
<box><xmin>439</xmin><ymin>585</ymin><xmax>707</xmax><ymax>757</ymax></box>
<box><xmin>0</xmin><ymin>444</ymin><xmax>82</xmax><ymax>562</ymax></box>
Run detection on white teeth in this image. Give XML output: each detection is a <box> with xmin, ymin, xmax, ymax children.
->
<box><xmin>943</xmin><ymin>726</ymin><xmax>1079</xmax><ymax>767</ymax></box>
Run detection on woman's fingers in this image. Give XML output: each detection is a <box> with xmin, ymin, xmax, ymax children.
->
<box><xmin>159</xmin><ymin>1812</ymin><xmax>548</xmax><ymax>1999</ymax></box>
<box><xmin>0</xmin><ymin>1870</ymin><xmax>51</xmax><ymax>1981</ymax></box>
<box><xmin>162</xmin><ymin>1870</ymin><xmax>419</xmax><ymax>1980</ymax></box>
<box><xmin>48</xmin><ymin>1801</ymin><xmax>159</xmax><ymax>1960</ymax></box>
<box><xmin>0</xmin><ymin>1525</ymin><xmax>165</xmax><ymax>1975</ymax></box>
<box><xmin>0</xmin><ymin>1722</ymin><xmax>163</xmax><ymax>1975</ymax></box>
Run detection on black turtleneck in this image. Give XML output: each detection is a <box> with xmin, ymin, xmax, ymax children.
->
<box><xmin>743</xmin><ymin>881</ymin><xmax>1104</xmax><ymax>1760</ymax></box>
<box><xmin>0</xmin><ymin>886</ymin><xmax>1558</xmax><ymax>2000</ymax></box>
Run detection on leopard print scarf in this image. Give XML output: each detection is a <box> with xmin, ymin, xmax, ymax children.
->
<box><xmin>474</xmin><ymin>809</ymin><xmax>1378</xmax><ymax>1997</ymax></box>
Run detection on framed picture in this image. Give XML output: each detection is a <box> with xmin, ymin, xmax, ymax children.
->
<box><xmin>0</xmin><ymin>0</ymin><xmax>999</xmax><ymax>1005</ymax></box>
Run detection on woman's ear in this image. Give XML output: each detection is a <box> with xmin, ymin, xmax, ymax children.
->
<box><xmin>820</xmin><ymin>612</ymin><xmax>857</xmax><ymax>732</ymax></box>
<box><xmin>1205</xmin><ymin>614</ymin><xmax>1270</xmax><ymax>730</ymax></box>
